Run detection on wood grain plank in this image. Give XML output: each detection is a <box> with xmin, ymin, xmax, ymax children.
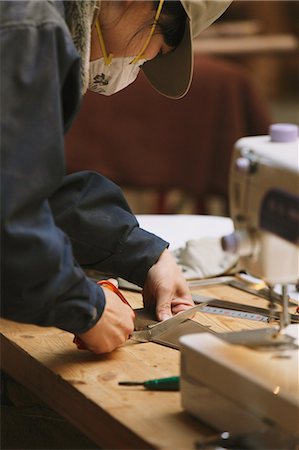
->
<box><xmin>1</xmin><ymin>285</ymin><xmax>277</xmax><ymax>449</ymax></box>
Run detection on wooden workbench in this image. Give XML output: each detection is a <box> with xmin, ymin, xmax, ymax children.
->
<box><xmin>0</xmin><ymin>284</ymin><xmax>286</xmax><ymax>450</ymax></box>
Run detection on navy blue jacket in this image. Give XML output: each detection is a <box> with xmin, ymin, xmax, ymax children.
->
<box><xmin>0</xmin><ymin>1</ymin><xmax>168</xmax><ymax>334</ymax></box>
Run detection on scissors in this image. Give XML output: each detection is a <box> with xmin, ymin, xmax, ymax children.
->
<box><xmin>131</xmin><ymin>301</ymin><xmax>211</xmax><ymax>344</ymax></box>
<box><xmin>74</xmin><ymin>282</ymin><xmax>210</xmax><ymax>349</ymax></box>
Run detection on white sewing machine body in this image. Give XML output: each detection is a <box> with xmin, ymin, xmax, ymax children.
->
<box><xmin>180</xmin><ymin>125</ymin><xmax>299</xmax><ymax>447</ymax></box>
<box><xmin>224</xmin><ymin>128</ymin><xmax>299</xmax><ymax>284</ymax></box>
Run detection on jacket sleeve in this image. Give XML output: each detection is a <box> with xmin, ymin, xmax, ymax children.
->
<box><xmin>1</xmin><ymin>17</ymin><xmax>105</xmax><ymax>334</ymax></box>
<box><xmin>49</xmin><ymin>171</ymin><xmax>169</xmax><ymax>286</ymax></box>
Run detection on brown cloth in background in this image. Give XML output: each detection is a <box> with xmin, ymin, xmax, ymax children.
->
<box><xmin>65</xmin><ymin>55</ymin><xmax>271</xmax><ymax>206</ymax></box>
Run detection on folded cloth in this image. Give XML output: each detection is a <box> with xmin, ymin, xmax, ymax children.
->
<box><xmin>173</xmin><ymin>236</ymin><xmax>238</xmax><ymax>280</ymax></box>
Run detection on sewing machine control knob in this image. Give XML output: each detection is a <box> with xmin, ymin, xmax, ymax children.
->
<box><xmin>221</xmin><ymin>230</ymin><xmax>258</xmax><ymax>257</ymax></box>
<box><xmin>270</xmin><ymin>123</ymin><xmax>298</xmax><ymax>143</ymax></box>
<box><xmin>235</xmin><ymin>154</ymin><xmax>258</xmax><ymax>175</ymax></box>
<box><xmin>235</xmin><ymin>157</ymin><xmax>251</xmax><ymax>174</ymax></box>
<box><xmin>221</xmin><ymin>233</ymin><xmax>238</xmax><ymax>253</ymax></box>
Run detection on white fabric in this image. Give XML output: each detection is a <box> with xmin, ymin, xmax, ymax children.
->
<box><xmin>172</xmin><ymin>236</ymin><xmax>238</xmax><ymax>279</ymax></box>
<box><xmin>137</xmin><ymin>215</ymin><xmax>238</xmax><ymax>279</ymax></box>
<box><xmin>137</xmin><ymin>215</ymin><xmax>234</xmax><ymax>250</ymax></box>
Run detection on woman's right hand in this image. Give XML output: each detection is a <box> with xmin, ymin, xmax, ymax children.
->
<box><xmin>76</xmin><ymin>283</ymin><xmax>135</xmax><ymax>354</ymax></box>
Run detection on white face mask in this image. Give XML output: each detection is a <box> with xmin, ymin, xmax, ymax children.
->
<box><xmin>89</xmin><ymin>56</ymin><xmax>146</xmax><ymax>96</ymax></box>
<box><xmin>89</xmin><ymin>0</ymin><xmax>164</xmax><ymax>96</ymax></box>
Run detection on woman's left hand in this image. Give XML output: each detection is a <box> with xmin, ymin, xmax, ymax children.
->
<box><xmin>142</xmin><ymin>249</ymin><xmax>194</xmax><ymax>321</ymax></box>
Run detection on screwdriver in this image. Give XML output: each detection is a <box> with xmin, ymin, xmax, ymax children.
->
<box><xmin>118</xmin><ymin>376</ymin><xmax>180</xmax><ymax>391</ymax></box>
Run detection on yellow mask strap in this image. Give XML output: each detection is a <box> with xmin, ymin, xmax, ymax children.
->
<box><xmin>130</xmin><ymin>0</ymin><xmax>165</xmax><ymax>65</ymax></box>
<box><xmin>95</xmin><ymin>20</ymin><xmax>113</xmax><ymax>66</ymax></box>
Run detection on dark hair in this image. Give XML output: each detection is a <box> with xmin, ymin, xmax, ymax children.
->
<box><xmin>110</xmin><ymin>1</ymin><xmax>187</xmax><ymax>53</ymax></box>
<box><xmin>154</xmin><ymin>1</ymin><xmax>187</xmax><ymax>48</ymax></box>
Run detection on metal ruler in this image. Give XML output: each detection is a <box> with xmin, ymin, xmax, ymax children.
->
<box><xmin>192</xmin><ymin>294</ymin><xmax>299</xmax><ymax>323</ymax></box>
<box><xmin>199</xmin><ymin>305</ymin><xmax>268</xmax><ymax>322</ymax></box>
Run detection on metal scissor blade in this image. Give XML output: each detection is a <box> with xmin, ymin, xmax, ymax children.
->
<box><xmin>131</xmin><ymin>303</ymin><xmax>208</xmax><ymax>343</ymax></box>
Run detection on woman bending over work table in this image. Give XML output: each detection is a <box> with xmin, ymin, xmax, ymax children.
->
<box><xmin>1</xmin><ymin>1</ymin><xmax>231</xmax><ymax>354</ymax></box>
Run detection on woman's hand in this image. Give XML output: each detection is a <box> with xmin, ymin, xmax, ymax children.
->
<box><xmin>143</xmin><ymin>249</ymin><xmax>194</xmax><ymax>321</ymax></box>
<box><xmin>76</xmin><ymin>280</ymin><xmax>135</xmax><ymax>354</ymax></box>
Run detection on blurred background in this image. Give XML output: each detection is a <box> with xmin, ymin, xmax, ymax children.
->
<box><xmin>202</xmin><ymin>1</ymin><xmax>299</xmax><ymax>121</ymax></box>
<box><xmin>65</xmin><ymin>1</ymin><xmax>299</xmax><ymax>216</ymax></box>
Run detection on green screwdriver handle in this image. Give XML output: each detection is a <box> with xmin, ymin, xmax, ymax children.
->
<box><xmin>143</xmin><ymin>376</ymin><xmax>180</xmax><ymax>391</ymax></box>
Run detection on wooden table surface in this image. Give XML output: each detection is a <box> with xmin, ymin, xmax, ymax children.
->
<box><xmin>0</xmin><ymin>283</ymin><xmax>289</xmax><ymax>450</ymax></box>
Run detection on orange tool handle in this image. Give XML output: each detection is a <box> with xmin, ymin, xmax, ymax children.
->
<box><xmin>73</xmin><ymin>280</ymin><xmax>135</xmax><ymax>350</ymax></box>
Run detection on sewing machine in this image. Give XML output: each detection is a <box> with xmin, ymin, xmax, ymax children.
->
<box><xmin>180</xmin><ymin>124</ymin><xmax>299</xmax><ymax>449</ymax></box>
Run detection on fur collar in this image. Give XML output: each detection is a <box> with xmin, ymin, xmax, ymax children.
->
<box><xmin>64</xmin><ymin>0</ymin><xmax>99</xmax><ymax>94</ymax></box>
